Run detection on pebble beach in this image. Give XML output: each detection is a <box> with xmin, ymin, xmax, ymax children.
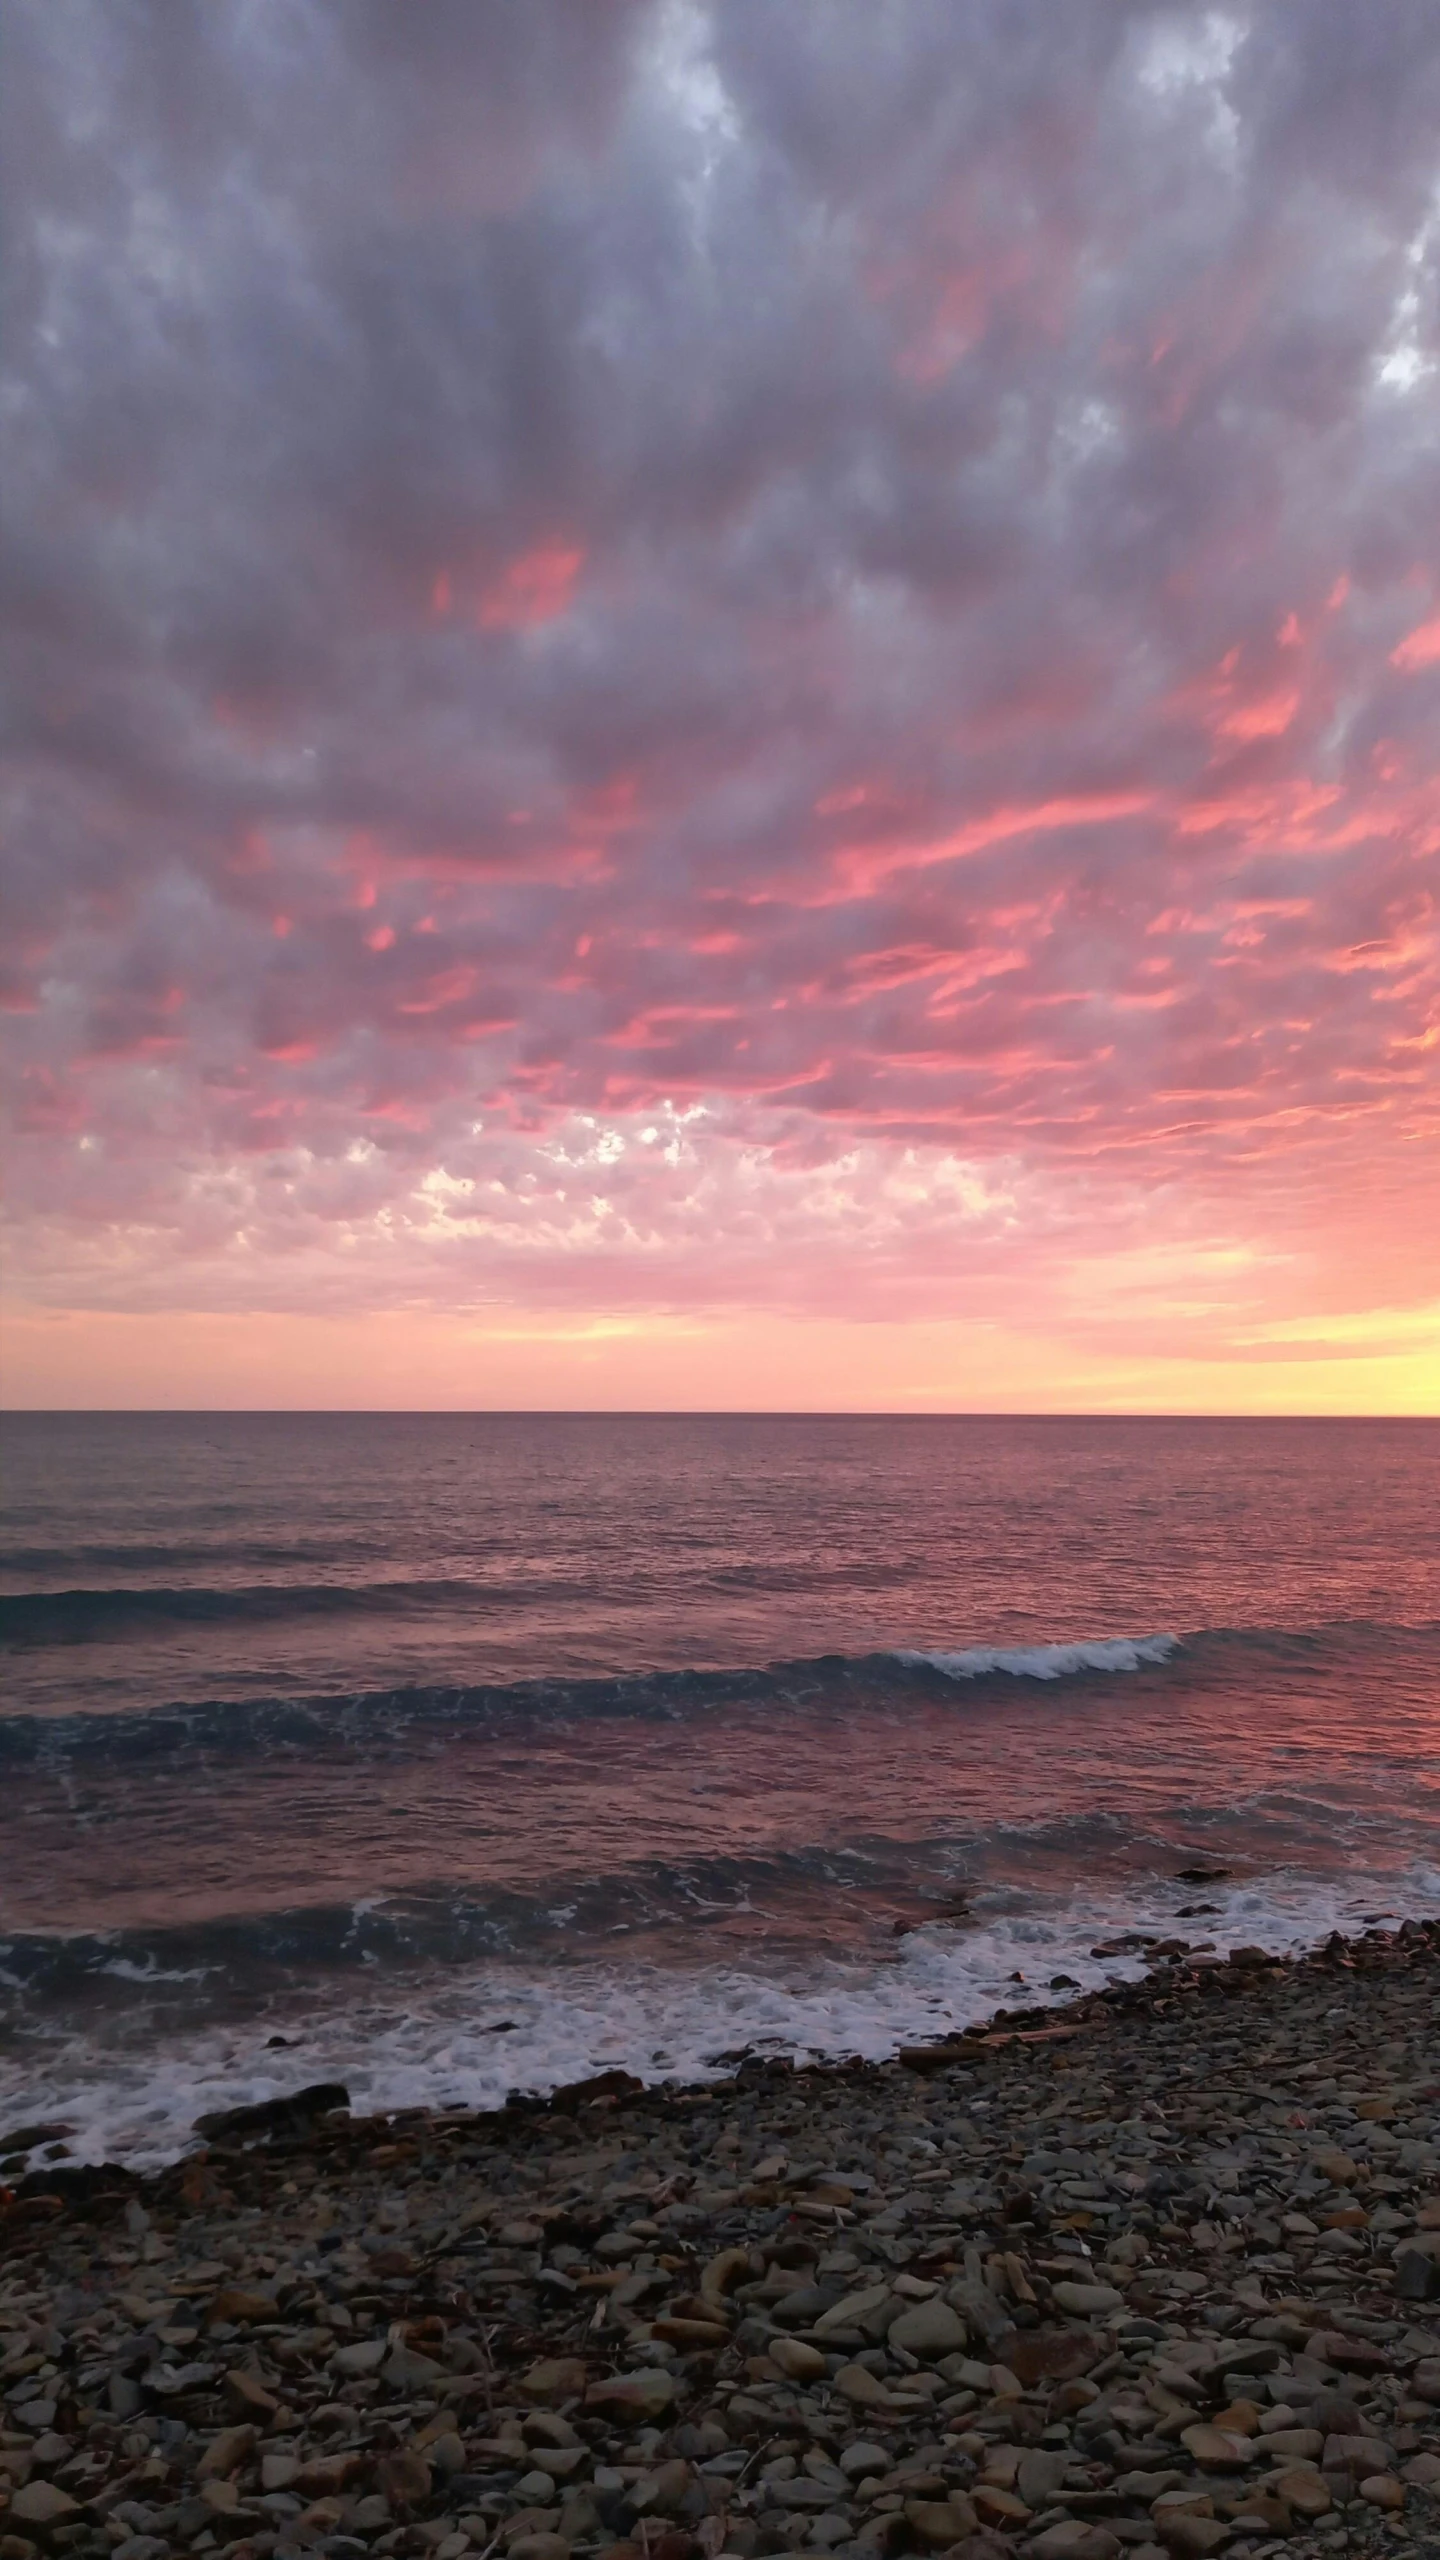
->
<box><xmin>3</xmin><ymin>1921</ymin><xmax>1439</xmax><ymax>2560</ymax></box>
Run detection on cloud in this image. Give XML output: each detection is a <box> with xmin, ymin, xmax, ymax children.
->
<box><xmin>2</xmin><ymin>0</ymin><xmax>1438</xmax><ymax>1395</ymax></box>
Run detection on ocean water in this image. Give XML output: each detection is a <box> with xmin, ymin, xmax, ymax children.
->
<box><xmin>1</xmin><ymin>1412</ymin><xmax>1437</xmax><ymax>2167</ymax></box>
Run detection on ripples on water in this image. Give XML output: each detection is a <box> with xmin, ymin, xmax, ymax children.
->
<box><xmin>1</xmin><ymin>1413</ymin><xmax>1437</xmax><ymax>2161</ymax></box>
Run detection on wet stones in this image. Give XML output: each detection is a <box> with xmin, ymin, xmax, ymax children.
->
<box><xmin>191</xmin><ymin>2080</ymin><xmax>351</xmax><ymax>2144</ymax></box>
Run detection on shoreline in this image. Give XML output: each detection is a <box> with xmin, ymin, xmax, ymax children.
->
<box><xmin>10</xmin><ymin>1863</ymin><xmax>1439</xmax><ymax>2178</ymax></box>
<box><xmin>2</xmin><ymin>1922</ymin><xmax>1438</xmax><ymax>2560</ymax></box>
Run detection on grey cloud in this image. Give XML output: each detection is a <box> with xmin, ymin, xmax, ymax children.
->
<box><xmin>3</xmin><ymin>0</ymin><xmax>1438</xmax><ymax>1318</ymax></box>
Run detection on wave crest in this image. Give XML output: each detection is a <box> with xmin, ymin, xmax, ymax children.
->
<box><xmin>895</xmin><ymin>1634</ymin><xmax>1181</xmax><ymax>1680</ymax></box>
<box><xmin>0</xmin><ymin>1629</ymin><xmax>1189</xmax><ymax>1766</ymax></box>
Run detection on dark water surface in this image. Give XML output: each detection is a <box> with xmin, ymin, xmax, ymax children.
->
<box><xmin>2</xmin><ymin>1413</ymin><xmax>1437</xmax><ymax>2163</ymax></box>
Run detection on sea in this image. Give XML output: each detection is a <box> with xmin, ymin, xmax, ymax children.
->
<box><xmin>1</xmin><ymin>1412</ymin><xmax>1437</xmax><ymax>2169</ymax></box>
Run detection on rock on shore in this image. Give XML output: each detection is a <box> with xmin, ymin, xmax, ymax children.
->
<box><xmin>2</xmin><ymin>1920</ymin><xmax>1439</xmax><ymax>2560</ymax></box>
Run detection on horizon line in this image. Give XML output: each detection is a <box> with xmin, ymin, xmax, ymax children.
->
<box><xmin>4</xmin><ymin>1407</ymin><xmax>1435</xmax><ymax>1423</ymax></box>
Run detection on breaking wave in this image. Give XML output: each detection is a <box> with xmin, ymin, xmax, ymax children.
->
<box><xmin>7</xmin><ymin>1856</ymin><xmax>1439</xmax><ymax>2172</ymax></box>
<box><xmin>0</xmin><ymin>1625</ymin><xmax>1189</xmax><ymax>1764</ymax></box>
<box><xmin>895</xmin><ymin>1633</ymin><xmax>1181</xmax><ymax>1679</ymax></box>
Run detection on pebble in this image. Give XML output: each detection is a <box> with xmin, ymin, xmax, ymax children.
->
<box><xmin>887</xmin><ymin>2297</ymin><xmax>968</xmax><ymax>2357</ymax></box>
<box><xmin>1031</xmin><ymin>2529</ymin><xmax>1118</xmax><ymax>2560</ymax></box>
<box><xmin>1155</xmin><ymin>2515</ymin><xmax>1230</xmax><ymax>2557</ymax></box>
<box><xmin>1179</xmin><ymin>2422</ymin><xmax>1252</xmax><ymax>2467</ymax></box>
<box><xmin>1</xmin><ymin>1918</ymin><xmax>1437</xmax><ymax>2560</ymax></box>
<box><xmin>10</xmin><ymin>2478</ymin><xmax>80</xmax><ymax>2528</ymax></box>
<box><xmin>1360</xmin><ymin>2471</ymin><xmax>1405</xmax><ymax>2509</ymax></box>
<box><xmin>1051</xmin><ymin>2280</ymin><xmax>1124</xmax><ymax>2315</ymax></box>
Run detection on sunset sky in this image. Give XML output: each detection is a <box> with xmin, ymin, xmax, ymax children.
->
<box><xmin>4</xmin><ymin>1</ymin><xmax>1439</xmax><ymax>1411</ymax></box>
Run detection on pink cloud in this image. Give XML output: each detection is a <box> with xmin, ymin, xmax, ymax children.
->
<box><xmin>4</xmin><ymin>3</ymin><xmax>1439</xmax><ymax>1405</ymax></box>
<box><xmin>394</xmin><ymin>963</ymin><xmax>477</xmax><ymax>1015</ymax></box>
<box><xmin>476</xmin><ymin>543</ymin><xmax>585</xmax><ymax>630</ymax></box>
<box><xmin>1392</xmin><ymin>613</ymin><xmax>1440</xmax><ymax>672</ymax></box>
<box><xmin>831</xmin><ymin>793</ymin><xmax>1158</xmax><ymax>895</ymax></box>
<box><xmin>1216</xmin><ymin>688</ymin><xmax>1302</xmax><ymax>741</ymax></box>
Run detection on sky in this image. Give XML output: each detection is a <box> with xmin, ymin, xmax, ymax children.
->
<box><xmin>3</xmin><ymin>0</ymin><xmax>1439</xmax><ymax>1412</ymax></box>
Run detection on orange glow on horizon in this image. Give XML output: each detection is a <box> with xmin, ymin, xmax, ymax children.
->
<box><xmin>4</xmin><ymin>1303</ymin><xmax>1437</xmax><ymax>1416</ymax></box>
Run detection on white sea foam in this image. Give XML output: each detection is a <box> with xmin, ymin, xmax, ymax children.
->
<box><xmin>8</xmin><ymin>1857</ymin><xmax>1438</xmax><ymax>2173</ymax></box>
<box><xmin>895</xmin><ymin>1632</ymin><xmax>1181</xmax><ymax>1679</ymax></box>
